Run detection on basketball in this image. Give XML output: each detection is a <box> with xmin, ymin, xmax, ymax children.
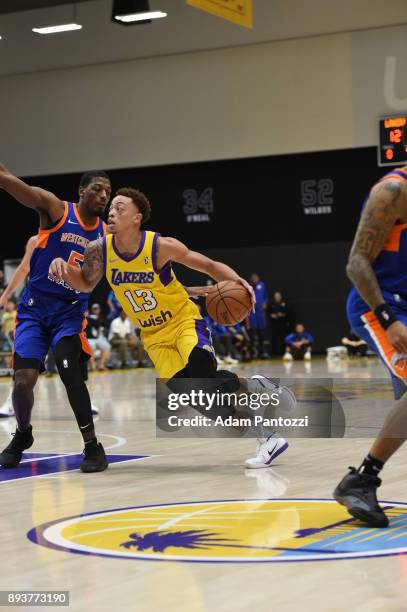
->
<box><xmin>206</xmin><ymin>280</ymin><xmax>252</xmax><ymax>325</ymax></box>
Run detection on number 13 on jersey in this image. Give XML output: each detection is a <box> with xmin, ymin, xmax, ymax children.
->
<box><xmin>124</xmin><ymin>289</ymin><xmax>158</xmax><ymax>312</ymax></box>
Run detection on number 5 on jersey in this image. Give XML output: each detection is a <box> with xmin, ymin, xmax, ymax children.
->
<box><xmin>68</xmin><ymin>250</ymin><xmax>85</xmax><ymax>270</ymax></box>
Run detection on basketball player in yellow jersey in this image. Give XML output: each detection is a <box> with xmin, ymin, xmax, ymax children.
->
<box><xmin>49</xmin><ymin>188</ymin><xmax>289</xmax><ymax>468</ymax></box>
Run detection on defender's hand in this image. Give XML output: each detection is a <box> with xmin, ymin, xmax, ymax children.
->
<box><xmin>386</xmin><ymin>320</ymin><xmax>407</xmax><ymax>354</ymax></box>
<box><xmin>49</xmin><ymin>257</ymin><xmax>68</xmax><ymax>282</ymax></box>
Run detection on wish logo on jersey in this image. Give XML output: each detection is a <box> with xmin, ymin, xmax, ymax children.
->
<box><xmin>27</xmin><ymin>499</ymin><xmax>407</xmax><ymax>563</ymax></box>
<box><xmin>110</xmin><ymin>269</ymin><xmax>154</xmax><ymax>286</ymax></box>
<box><xmin>137</xmin><ymin>309</ymin><xmax>173</xmax><ymax>328</ymax></box>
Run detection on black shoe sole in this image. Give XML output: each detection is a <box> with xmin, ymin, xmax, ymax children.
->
<box><xmin>334</xmin><ymin>492</ymin><xmax>389</xmax><ymax>528</ymax></box>
<box><xmin>80</xmin><ymin>461</ymin><xmax>108</xmax><ymax>473</ymax></box>
<box><xmin>0</xmin><ymin>436</ymin><xmax>34</xmax><ymax>468</ymax></box>
<box><xmin>0</xmin><ymin>456</ymin><xmax>22</xmax><ymax>468</ymax></box>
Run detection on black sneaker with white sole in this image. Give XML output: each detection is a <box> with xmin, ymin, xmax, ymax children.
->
<box><xmin>80</xmin><ymin>441</ymin><xmax>108</xmax><ymax>473</ymax></box>
<box><xmin>0</xmin><ymin>425</ymin><xmax>34</xmax><ymax>468</ymax></box>
<box><xmin>333</xmin><ymin>467</ymin><xmax>389</xmax><ymax>528</ymax></box>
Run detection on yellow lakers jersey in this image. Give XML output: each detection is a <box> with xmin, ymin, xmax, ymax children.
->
<box><xmin>104</xmin><ymin>230</ymin><xmax>201</xmax><ymax>338</ymax></box>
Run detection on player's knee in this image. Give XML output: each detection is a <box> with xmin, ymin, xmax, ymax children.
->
<box><xmin>215</xmin><ymin>369</ymin><xmax>241</xmax><ymax>393</ymax></box>
<box><xmin>185</xmin><ymin>347</ymin><xmax>217</xmax><ymax>378</ymax></box>
<box><xmin>54</xmin><ymin>336</ymin><xmax>82</xmax><ymax>386</ymax></box>
<box><xmin>14</xmin><ymin>370</ymin><xmax>37</xmax><ymax>395</ymax></box>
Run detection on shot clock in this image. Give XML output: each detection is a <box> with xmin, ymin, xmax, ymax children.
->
<box><xmin>379</xmin><ymin>116</ymin><xmax>407</xmax><ymax>166</ymax></box>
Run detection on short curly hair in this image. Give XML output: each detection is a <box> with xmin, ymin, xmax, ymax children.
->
<box><xmin>115</xmin><ymin>187</ymin><xmax>151</xmax><ymax>225</ymax></box>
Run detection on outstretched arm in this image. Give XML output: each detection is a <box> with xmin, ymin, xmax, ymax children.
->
<box><xmin>0</xmin><ymin>163</ymin><xmax>63</xmax><ymax>222</ymax></box>
<box><xmin>0</xmin><ymin>235</ymin><xmax>37</xmax><ymax>308</ymax></box>
<box><xmin>156</xmin><ymin>236</ymin><xmax>255</xmax><ymax>308</ymax></box>
<box><xmin>48</xmin><ymin>239</ymin><xmax>104</xmax><ymax>293</ymax></box>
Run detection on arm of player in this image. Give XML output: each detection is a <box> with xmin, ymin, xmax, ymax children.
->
<box><xmin>48</xmin><ymin>239</ymin><xmax>104</xmax><ymax>293</ymax></box>
<box><xmin>156</xmin><ymin>236</ymin><xmax>255</xmax><ymax>309</ymax></box>
<box><xmin>0</xmin><ymin>235</ymin><xmax>37</xmax><ymax>308</ymax></box>
<box><xmin>347</xmin><ymin>179</ymin><xmax>407</xmax><ymax>353</ymax></box>
<box><xmin>0</xmin><ymin>162</ymin><xmax>63</xmax><ymax>221</ymax></box>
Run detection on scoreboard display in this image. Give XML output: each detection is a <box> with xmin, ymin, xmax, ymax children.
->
<box><xmin>379</xmin><ymin>116</ymin><xmax>407</xmax><ymax>166</ymax></box>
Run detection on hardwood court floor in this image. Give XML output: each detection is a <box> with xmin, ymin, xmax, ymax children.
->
<box><xmin>1</xmin><ymin>357</ymin><xmax>407</xmax><ymax>612</ymax></box>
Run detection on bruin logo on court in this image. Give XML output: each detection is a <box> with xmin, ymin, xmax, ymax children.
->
<box><xmin>110</xmin><ymin>269</ymin><xmax>154</xmax><ymax>286</ymax></box>
<box><xmin>182</xmin><ymin>188</ymin><xmax>214</xmax><ymax>223</ymax></box>
<box><xmin>137</xmin><ymin>309</ymin><xmax>172</xmax><ymax>328</ymax></box>
<box><xmin>27</xmin><ymin>499</ymin><xmax>407</xmax><ymax>563</ymax></box>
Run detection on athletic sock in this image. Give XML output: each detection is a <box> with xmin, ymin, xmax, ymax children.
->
<box><xmin>358</xmin><ymin>453</ymin><xmax>384</xmax><ymax>476</ymax></box>
<box><xmin>85</xmin><ymin>437</ymin><xmax>98</xmax><ymax>446</ymax></box>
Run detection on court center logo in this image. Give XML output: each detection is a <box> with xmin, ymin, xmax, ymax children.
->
<box><xmin>27</xmin><ymin>499</ymin><xmax>407</xmax><ymax>563</ymax></box>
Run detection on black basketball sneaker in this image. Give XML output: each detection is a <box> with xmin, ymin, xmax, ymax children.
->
<box><xmin>333</xmin><ymin>467</ymin><xmax>389</xmax><ymax>528</ymax></box>
<box><xmin>80</xmin><ymin>441</ymin><xmax>108</xmax><ymax>473</ymax></box>
<box><xmin>0</xmin><ymin>425</ymin><xmax>34</xmax><ymax>468</ymax></box>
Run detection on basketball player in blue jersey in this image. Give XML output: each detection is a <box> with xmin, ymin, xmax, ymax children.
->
<box><xmin>0</xmin><ymin>163</ymin><xmax>110</xmax><ymax>472</ymax></box>
<box><xmin>50</xmin><ymin>187</ymin><xmax>291</xmax><ymax>469</ymax></box>
<box><xmin>334</xmin><ymin>165</ymin><xmax>407</xmax><ymax>526</ymax></box>
<box><xmin>0</xmin><ymin>235</ymin><xmax>100</xmax><ymax>418</ymax></box>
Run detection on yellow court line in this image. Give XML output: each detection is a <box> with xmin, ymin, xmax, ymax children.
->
<box><xmin>321</xmin><ymin>515</ymin><xmax>407</xmax><ymax>547</ymax></box>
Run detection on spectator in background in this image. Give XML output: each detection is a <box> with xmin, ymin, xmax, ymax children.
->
<box><xmin>229</xmin><ymin>322</ymin><xmax>251</xmax><ymax>362</ymax></box>
<box><xmin>107</xmin><ymin>289</ymin><xmax>121</xmax><ymax>323</ymax></box>
<box><xmin>341</xmin><ymin>329</ymin><xmax>368</xmax><ymax>358</ymax></box>
<box><xmin>86</xmin><ymin>303</ymin><xmax>111</xmax><ymax>370</ymax></box>
<box><xmin>268</xmin><ymin>290</ymin><xmax>289</xmax><ymax>356</ymax></box>
<box><xmin>108</xmin><ymin>309</ymin><xmax>139</xmax><ymax>368</ymax></box>
<box><xmin>205</xmin><ymin>317</ymin><xmax>238</xmax><ymax>365</ymax></box>
<box><xmin>2</xmin><ymin>300</ymin><xmax>16</xmax><ymax>347</ymax></box>
<box><xmin>248</xmin><ymin>272</ymin><xmax>269</xmax><ymax>358</ymax></box>
<box><xmin>284</xmin><ymin>323</ymin><xmax>313</xmax><ymax>361</ymax></box>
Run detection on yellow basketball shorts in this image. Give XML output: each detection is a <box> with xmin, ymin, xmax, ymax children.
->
<box><xmin>142</xmin><ymin>317</ymin><xmax>214</xmax><ymax>378</ymax></box>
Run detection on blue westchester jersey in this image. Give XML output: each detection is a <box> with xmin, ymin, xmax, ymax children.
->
<box><xmin>347</xmin><ymin>166</ymin><xmax>407</xmax><ymax>399</ymax></box>
<box><xmin>29</xmin><ymin>201</ymin><xmax>105</xmax><ymax>302</ymax></box>
<box><xmin>14</xmin><ymin>201</ymin><xmax>106</xmax><ymax>366</ymax></box>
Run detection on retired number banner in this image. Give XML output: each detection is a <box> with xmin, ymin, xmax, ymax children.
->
<box><xmin>186</xmin><ymin>0</ymin><xmax>253</xmax><ymax>29</ymax></box>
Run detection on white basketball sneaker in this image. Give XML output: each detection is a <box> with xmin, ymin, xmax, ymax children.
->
<box><xmin>245</xmin><ymin>435</ymin><xmax>289</xmax><ymax>469</ymax></box>
<box><xmin>247</xmin><ymin>375</ymin><xmax>297</xmax><ymax>410</ymax></box>
<box><xmin>224</xmin><ymin>355</ymin><xmax>239</xmax><ymax>365</ymax></box>
<box><xmin>283</xmin><ymin>351</ymin><xmax>293</xmax><ymax>361</ymax></box>
<box><xmin>0</xmin><ymin>389</ymin><xmax>14</xmax><ymax>418</ymax></box>
<box><xmin>91</xmin><ymin>402</ymin><xmax>99</xmax><ymax>416</ymax></box>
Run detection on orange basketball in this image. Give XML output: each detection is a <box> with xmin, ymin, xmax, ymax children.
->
<box><xmin>206</xmin><ymin>280</ymin><xmax>252</xmax><ymax>325</ymax></box>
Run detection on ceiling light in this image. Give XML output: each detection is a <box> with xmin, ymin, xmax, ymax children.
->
<box><xmin>114</xmin><ymin>11</ymin><xmax>166</xmax><ymax>22</ymax></box>
<box><xmin>33</xmin><ymin>23</ymin><xmax>82</xmax><ymax>35</ymax></box>
<box><xmin>112</xmin><ymin>0</ymin><xmax>167</xmax><ymax>25</ymax></box>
